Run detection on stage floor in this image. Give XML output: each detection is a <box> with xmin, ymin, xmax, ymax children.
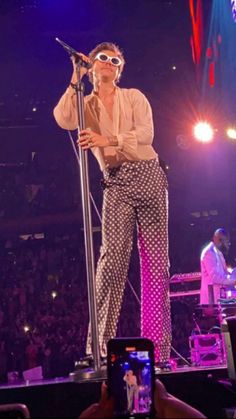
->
<box><xmin>0</xmin><ymin>363</ymin><xmax>235</xmax><ymax>418</ymax></box>
<box><xmin>0</xmin><ymin>362</ymin><xmax>228</xmax><ymax>388</ymax></box>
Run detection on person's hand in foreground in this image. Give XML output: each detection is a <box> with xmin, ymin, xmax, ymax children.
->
<box><xmin>79</xmin><ymin>381</ymin><xmax>114</xmax><ymax>419</ymax></box>
<box><xmin>154</xmin><ymin>379</ymin><xmax>206</xmax><ymax>419</ymax></box>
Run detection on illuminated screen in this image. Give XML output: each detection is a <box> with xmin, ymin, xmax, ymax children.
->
<box><xmin>109</xmin><ymin>349</ymin><xmax>153</xmax><ymax>418</ymax></box>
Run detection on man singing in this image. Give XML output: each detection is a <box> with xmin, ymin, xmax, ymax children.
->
<box><xmin>53</xmin><ymin>42</ymin><xmax>171</xmax><ymax>365</ymax></box>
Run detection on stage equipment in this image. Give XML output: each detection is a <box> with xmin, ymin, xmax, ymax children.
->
<box><xmin>221</xmin><ymin>316</ymin><xmax>236</xmax><ymax>380</ymax></box>
<box><xmin>189</xmin><ymin>333</ymin><xmax>224</xmax><ymax>366</ymax></box>
<box><xmin>170</xmin><ymin>272</ymin><xmax>201</xmax><ymax>295</ymax></box>
<box><xmin>193</xmin><ymin>304</ymin><xmax>222</xmax><ymax>331</ymax></box>
<box><xmin>55</xmin><ymin>38</ymin><xmax>92</xmax><ymax>69</ymax></box>
<box><xmin>56</xmin><ymin>38</ymin><xmax>103</xmax><ymax>380</ymax></box>
<box><xmin>170</xmin><ymin>272</ymin><xmax>201</xmax><ymax>361</ymax></box>
<box><xmin>169</xmin><ymin>273</ymin><xmax>233</xmax><ymax>366</ymax></box>
<box><xmin>23</xmin><ymin>366</ymin><xmax>43</xmax><ymax>382</ymax></box>
<box><xmin>220</xmin><ymin>301</ymin><xmax>236</xmax><ymax>319</ymax></box>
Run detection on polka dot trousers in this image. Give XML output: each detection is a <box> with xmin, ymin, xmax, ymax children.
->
<box><xmin>86</xmin><ymin>158</ymin><xmax>172</xmax><ymax>362</ymax></box>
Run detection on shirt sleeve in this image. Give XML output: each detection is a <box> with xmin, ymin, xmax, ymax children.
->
<box><xmin>116</xmin><ymin>89</ymin><xmax>154</xmax><ymax>152</ymax></box>
<box><xmin>202</xmin><ymin>250</ymin><xmax>234</xmax><ymax>285</ymax></box>
<box><xmin>53</xmin><ymin>86</ymin><xmax>78</xmax><ymax>131</ymax></box>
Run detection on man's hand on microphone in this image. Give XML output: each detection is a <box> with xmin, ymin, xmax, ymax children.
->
<box><xmin>70</xmin><ymin>53</ymin><xmax>91</xmax><ymax>84</ymax></box>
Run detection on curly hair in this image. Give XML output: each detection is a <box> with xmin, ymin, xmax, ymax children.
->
<box><xmin>88</xmin><ymin>41</ymin><xmax>125</xmax><ymax>84</ymax></box>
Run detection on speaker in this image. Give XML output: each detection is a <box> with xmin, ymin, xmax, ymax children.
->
<box><xmin>170</xmin><ymin>294</ymin><xmax>200</xmax><ymax>359</ymax></box>
<box><xmin>221</xmin><ymin>316</ymin><xmax>236</xmax><ymax>380</ymax></box>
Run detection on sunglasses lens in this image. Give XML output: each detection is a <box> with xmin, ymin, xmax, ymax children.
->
<box><xmin>98</xmin><ymin>54</ymin><xmax>108</xmax><ymax>62</ymax></box>
<box><xmin>111</xmin><ymin>57</ymin><xmax>121</xmax><ymax>66</ymax></box>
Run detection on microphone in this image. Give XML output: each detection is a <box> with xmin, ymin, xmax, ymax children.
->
<box><xmin>55</xmin><ymin>37</ymin><xmax>92</xmax><ymax>69</ymax></box>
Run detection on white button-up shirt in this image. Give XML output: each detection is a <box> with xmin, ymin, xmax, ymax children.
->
<box><xmin>53</xmin><ymin>86</ymin><xmax>158</xmax><ymax>171</ymax></box>
<box><xmin>200</xmin><ymin>241</ymin><xmax>236</xmax><ymax>304</ymax></box>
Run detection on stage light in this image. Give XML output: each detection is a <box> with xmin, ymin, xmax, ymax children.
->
<box><xmin>51</xmin><ymin>291</ymin><xmax>57</xmax><ymax>299</ymax></box>
<box><xmin>193</xmin><ymin>122</ymin><xmax>214</xmax><ymax>143</ymax></box>
<box><xmin>226</xmin><ymin>127</ymin><xmax>236</xmax><ymax>140</ymax></box>
<box><xmin>23</xmin><ymin>325</ymin><xmax>30</xmax><ymax>333</ymax></box>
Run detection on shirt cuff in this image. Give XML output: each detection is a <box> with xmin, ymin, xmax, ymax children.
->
<box><xmin>116</xmin><ymin>134</ymin><xmax>124</xmax><ymax>150</ymax></box>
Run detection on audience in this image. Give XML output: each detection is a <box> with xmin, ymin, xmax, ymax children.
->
<box><xmin>0</xmin><ymin>155</ymin><xmax>78</xmax><ymax>219</ymax></box>
<box><xmin>0</xmin><ymin>233</ymin><xmax>141</xmax><ymax>382</ymax></box>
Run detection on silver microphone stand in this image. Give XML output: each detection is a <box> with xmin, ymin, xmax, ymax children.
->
<box><xmin>56</xmin><ymin>38</ymin><xmax>105</xmax><ymax>380</ymax></box>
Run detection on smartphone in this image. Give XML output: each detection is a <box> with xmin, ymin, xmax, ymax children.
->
<box><xmin>107</xmin><ymin>337</ymin><xmax>155</xmax><ymax>419</ymax></box>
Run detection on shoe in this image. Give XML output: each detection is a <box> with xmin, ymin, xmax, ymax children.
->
<box><xmin>75</xmin><ymin>354</ymin><xmax>94</xmax><ymax>369</ymax></box>
<box><xmin>75</xmin><ymin>355</ymin><xmax>107</xmax><ymax>369</ymax></box>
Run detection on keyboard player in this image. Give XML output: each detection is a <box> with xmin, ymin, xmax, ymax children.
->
<box><xmin>200</xmin><ymin>228</ymin><xmax>236</xmax><ymax>305</ymax></box>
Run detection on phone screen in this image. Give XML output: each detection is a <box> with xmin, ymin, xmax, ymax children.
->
<box><xmin>108</xmin><ymin>339</ymin><xmax>155</xmax><ymax>418</ymax></box>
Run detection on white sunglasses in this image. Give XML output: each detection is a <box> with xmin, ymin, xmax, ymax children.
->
<box><xmin>95</xmin><ymin>52</ymin><xmax>122</xmax><ymax>67</ymax></box>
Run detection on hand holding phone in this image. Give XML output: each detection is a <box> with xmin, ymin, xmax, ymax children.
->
<box><xmin>107</xmin><ymin>338</ymin><xmax>155</xmax><ymax>418</ymax></box>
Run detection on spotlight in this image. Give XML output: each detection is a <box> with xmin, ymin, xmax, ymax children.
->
<box><xmin>51</xmin><ymin>291</ymin><xmax>57</xmax><ymax>299</ymax></box>
<box><xmin>23</xmin><ymin>325</ymin><xmax>30</xmax><ymax>333</ymax></box>
<box><xmin>226</xmin><ymin>127</ymin><xmax>236</xmax><ymax>140</ymax></box>
<box><xmin>193</xmin><ymin>122</ymin><xmax>214</xmax><ymax>143</ymax></box>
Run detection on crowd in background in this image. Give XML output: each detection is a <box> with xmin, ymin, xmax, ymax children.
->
<box><xmin>0</xmin><ymin>231</ymin><xmax>199</xmax><ymax>383</ymax></box>
<box><xmin>0</xmin><ymin>154</ymin><xmax>79</xmax><ymax>219</ymax></box>
<box><xmin>0</xmin><ymin>233</ymin><xmax>140</xmax><ymax>383</ymax></box>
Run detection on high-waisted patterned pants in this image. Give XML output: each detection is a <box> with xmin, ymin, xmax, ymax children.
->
<box><xmin>87</xmin><ymin>158</ymin><xmax>171</xmax><ymax>362</ymax></box>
